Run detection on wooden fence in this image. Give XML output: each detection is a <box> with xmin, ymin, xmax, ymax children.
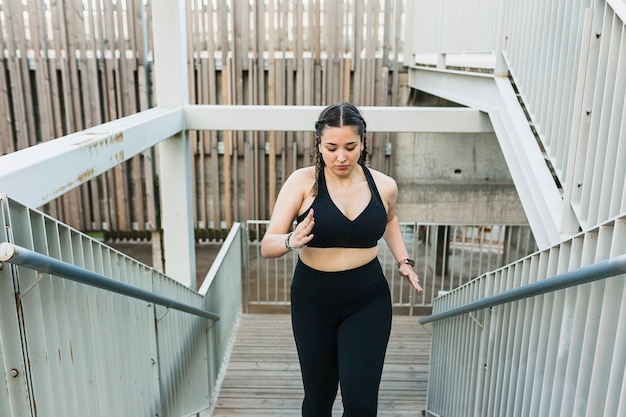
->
<box><xmin>0</xmin><ymin>0</ymin><xmax>407</xmax><ymax>234</ymax></box>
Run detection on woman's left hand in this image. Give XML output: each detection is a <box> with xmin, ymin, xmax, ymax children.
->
<box><xmin>399</xmin><ymin>264</ymin><xmax>423</xmax><ymax>292</ymax></box>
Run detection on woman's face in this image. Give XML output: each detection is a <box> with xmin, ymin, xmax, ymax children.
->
<box><xmin>318</xmin><ymin>125</ymin><xmax>363</xmax><ymax>175</ymax></box>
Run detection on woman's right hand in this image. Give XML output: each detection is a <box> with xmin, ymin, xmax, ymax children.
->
<box><xmin>288</xmin><ymin>209</ymin><xmax>315</xmax><ymax>249</ymax></box>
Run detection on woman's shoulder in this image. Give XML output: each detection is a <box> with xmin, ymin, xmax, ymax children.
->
<box><xmin>284</xmin><ymin>166</ymin><xmax>316</xmax><ymax>188</ymax></box>
<box><xmin>289</xmin><ymin>166</ymin><xmax>316</xmax><ymax>180</ymax></box>
<box><xmin>365</xmin><ymin>166</ymin><xmax>397</xmax><ymax>189</ymax></box>
<box><xmin>364</xmin><ymin>166</ymin><xmax>398</xmax><ymax>205</ymax></box>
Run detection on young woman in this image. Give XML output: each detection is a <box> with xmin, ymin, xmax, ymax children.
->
<box><xmin>261</xmin><ymin>102</ymin><xmax>422</xmax><ymax>417</ymax></box>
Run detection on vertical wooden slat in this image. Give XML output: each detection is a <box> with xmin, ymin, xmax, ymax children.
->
<box><xmin>286</xmin><ymin>58</ymin><xmax>296</xmax><ymax>172</ymax></box>
<box><xmin>27</xmin><ymin>1</ymin><xmax>53</xmax><ymax>143</ymax></box>
<box><xmin>5</xmin><ymin>0</ymin><xmax>32</xmax><ymax>150</ymax></box>
<box><xmin>231</xmin><ymin>0</ymin><xmax>244</xmax><ymax>222</ymax></box>
<box><xmin>85</xmin><ymin>0</ymin><xmax>105</xmax><ymax>229</ymax></box>
<box><xmin>267</xmin><ymin>0</ymin><xmax>277</xmax><ymax>214</ymax></box>
<box><xmin>343</xmin><ymin>57</ymin><xmax>351</xmax><ymax>101</ymax></box>
<box><xmin>353</xmin><ymin>0</ymin><xmax>364</xmax><ymax>105</ymax></box>
<box><xmin>303</xmin><ymin>57</ymin><xmax>315</xmax><ymax>165</ymax></box>
<box><xmin>76</xmin><ymin>0</ymin><xmax>94</xmax><ymax>230</ymax></box>
<box><xmin>196</xmin><ymin>59</ymin><xmax>208</xmax><ymax>229</ymax></box>
<box><xmin>383</xmin><ymin>0</ymin><xmax>393</xmax><ymax>72</ymax></box>
<box><xmin>53</xmin><ymin>0</ymin><xmax>81</xmax><ymax>228</ymax></box>
<box><xmin>255</xmin><ymin>0</ymin><xmax>267</xmax><ymax>218</ymax></box>
<box><xmin>391</xmin><ymin>0</ymin><xmax>404</xmax><ymax>106</ymax></box>
<box><xmin>0</xmin><ymin>6</ymin><xmax>13</xmax><ymax>154</ymax></box>
<box><xmin>204</xmin><ymin>2</ymin><xmax>221</xmax><ymax>229</ymax></box>
<box><xmin>232</xmin><ymin>0</ymin><xmax>244</xmax><ymax>104</ymax></box>
<box><xmin>244</xmin><ymin>58</ymin><xmax>256</xmax><ymax>221</ymax></box>
<box><xmin>102</xmin><ymin>0</ymin><xmax>118</xmax><ymax>122</ymax></box>
<box><xmin>128</xmin><ymin>50</ymin><xmax>145</xmax><ymax>231</ymax></box>
<box><xmin>187</xmin><ymin>0</ymin><xmax>198</xmax><ymax>231</ymax></box>
<box><xmin>63</xmin><ymin>0</ymin><xmax>84</xmax><ymax>130</ymax></box>
<box><xmin>130</xmin><ymin>0</ymin><xmax>143</xmax><ymax>56</ymax></box>
<box><xmin>222</xmin><ymin>57</ymin><xmax>233</xmax><ymax>228</ymax></box>
<box><xmin>210</xmin><ymin>131</ymin><xmax>221</xmax><ymax>229</ymax></box>
<box><xmin>115</xmin><ymin>0</ymin><xmax>132</xmax><ymax>117</ymax></box>
<box><xmin>105</xmin><ymin>0</ymin><xmax>122</xmax><ymax>230</ymax></box>
<box><xmin>137</xmin><ymin>53</ymin><xmax>154</xmax><ymax>232</ymax></box>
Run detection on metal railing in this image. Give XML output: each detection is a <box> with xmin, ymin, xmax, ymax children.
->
<box><xmin>409</xmin><ymin>0</ymin><xmax>500</xmax><ymax>58</ymax></box>
<box><xmin>420</xmin><ymin>253</ymin><xmax>626</xmax><ymax>324</ymax></box>
<box><xmin>245</xmin><ymin>220</ymin><xmax>537</xmax><ymax>313</ymax></box>
<box><xmin>0</xmin><ymin>242</ymin><xmax>220</xmax><ymax>321</ymax></box>
<box><xmin>0</xmin><ymin>195</ymin><xmax>243</xmax><ymax>417</ymax></box>
<box><xmin>423</xmin><ymin>214</ymin><xmax>626</xmax><ymax>417</ymax></box>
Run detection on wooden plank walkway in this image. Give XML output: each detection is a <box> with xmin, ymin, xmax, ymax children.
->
<box><xmin>210</xmin><ymin>313</ymin><xmax>431</xmax><ymax>416</ymax></box>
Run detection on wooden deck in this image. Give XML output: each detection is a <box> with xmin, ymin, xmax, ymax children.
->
<box><xmin>210</xmin><ymin>313</ymin><xmax>431</xmax><ymax>416</ymax></box>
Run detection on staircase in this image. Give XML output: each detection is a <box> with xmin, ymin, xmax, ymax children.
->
<box><xmin>209</xmin><ymin>314</ymin><xmax>431</xmax><ymax>416</ymax></box>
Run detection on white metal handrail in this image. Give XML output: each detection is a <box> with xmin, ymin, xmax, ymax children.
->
<box><xmin>0</xmin><ymin>242</ymin><xmax>220</xmax><ymax>321</ymax></box>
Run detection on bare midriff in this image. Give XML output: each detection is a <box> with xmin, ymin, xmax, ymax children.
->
<box><xmin>298</xmin><ymin>246</ymin><xmax>379</xmax><ymax>272</ymax></box>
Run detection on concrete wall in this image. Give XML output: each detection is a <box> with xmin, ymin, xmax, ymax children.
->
<box><xmin>393</xmin><ymin>131</ymin><xmax>528</xmax><ymax>224</ymax></box>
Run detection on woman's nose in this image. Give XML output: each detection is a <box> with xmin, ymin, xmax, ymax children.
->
<box><xmin>337</xmin><ymin>151</ymin><xmax>347</xmax><ymax>162</ymax></box>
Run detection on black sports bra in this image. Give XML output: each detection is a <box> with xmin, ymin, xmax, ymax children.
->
<box><xmin>296</xmin><ymin>165</ymin><xmax>387</xmax><ymax>248</ymax></box>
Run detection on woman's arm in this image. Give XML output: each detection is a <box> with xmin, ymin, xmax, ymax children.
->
<box><xmin>377</xmin><ymin>171</ymin><xmax>423</xmax><ymax>292</ymax></box>
<box><xmin>260</xmin><ymin>169</ymin><xmax>315</xmax><ymax>258</ymax></box>
<box><xmin>383</xmin><ymin>215</ymin><xmax>423</xmax><ymax>292</ymax></box>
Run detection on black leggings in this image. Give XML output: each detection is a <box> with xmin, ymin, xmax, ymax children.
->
<box><xmin>290</xmin><ymin>258</ymin><xmax>392</xmax><ymax>417</ymax></box>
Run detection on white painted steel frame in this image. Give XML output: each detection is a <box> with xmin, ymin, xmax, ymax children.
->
<box><xmin>0</xmin><ymin>107</ymin><xmax>182</xmax><ymax>209</ymax></box>
<box><xmin>406</xmin><ymin>0</ymin><xmax>626</xmax><ymax>249</ymax></box>
<box><xmin>0</xmin><ymin>195</ymin><xmax>244</xmax><ymax>417</ymax></box>
<box><xmin>0</xmin><ymin>104</ymin><xmax>492</xmax><ymax>207</ymax></box>
<box><xmin>0</xmin><ymin>103</ymin><xmax>491</xmax><ymax>288</ymax></box>
<box><xmin>408</xmin><ymin>68</ymin><xmax>563</xmax><ymax>249</ymax></box>
<box><xmin>152</xmin><ymin>0</ymin><xmax>196</xmax><ymax>288</ymax></box>
<box><xmin>185</xmin><ymin>105</ymin><xmax>494</xmax><ymax>133</ymax></box>
<box><xmin>0</xmin><ymin>106</ymin><xmax>492</xmax><ymax>203</ymax></box>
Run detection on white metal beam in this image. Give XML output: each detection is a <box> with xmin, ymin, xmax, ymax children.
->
<box><xmin>408</xmin><ymin>66</ymin><xmax>563</xmax><ymax>249</ymax></box>
<box><xmin>0</xmin><ymin>104</ymin><xmax>494</xmax><ymax>212</ymax></box>
<box><xmin>0</xmin><ymin>108</ymin><xmax>182</xmax><ymax>208</ymax></box>
<box><xmin>184</xmin><ymin>105</ymin><xmax>494</xmax><ymax>133</ymax></box>
<box><xmin>152</xmin><ymin>0</ymin><xmax>195</xmax><ymax>288</ymax></box>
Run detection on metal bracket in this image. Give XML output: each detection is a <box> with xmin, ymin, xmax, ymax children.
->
<box><xmin>468</xmin><ymin>311</ymin><xmax>484</xmax><ymax>329</ymax></box>
<box><xmin>156</xmin><ymin>306</ymin><xmax>171</xmax><ymax>322</ymax></box>
<box><xmin>19</xmin><ymin>271</ymin><xmax>45</xmax><ymax>299</ymax></box>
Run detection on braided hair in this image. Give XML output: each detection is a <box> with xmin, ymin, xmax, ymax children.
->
<box><xmin>312</xmin><ymin>102</ymin><xmax>368</xmax><ymax>196</ymax></box>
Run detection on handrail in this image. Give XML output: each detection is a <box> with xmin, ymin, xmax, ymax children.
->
<box><xmin>420</xmin><ymin>254</ymin><xmax>626</xmax><ymax>324</ymax></box>
<box><xmin>0</xmin><ymin>242</ymin><xmax>220</xmax><ymax>321</ymax></box>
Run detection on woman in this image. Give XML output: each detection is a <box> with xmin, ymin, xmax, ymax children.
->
<box><xmin>261</xmin><ymin>102</ymin><xmax>422</xmax><ymax>416</ymax></box>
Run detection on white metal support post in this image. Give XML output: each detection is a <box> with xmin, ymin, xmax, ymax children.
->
<box><xmin>151</xmin><ymin>0</ymin><xmax>196</xmax><ymax>288</ymax></box>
